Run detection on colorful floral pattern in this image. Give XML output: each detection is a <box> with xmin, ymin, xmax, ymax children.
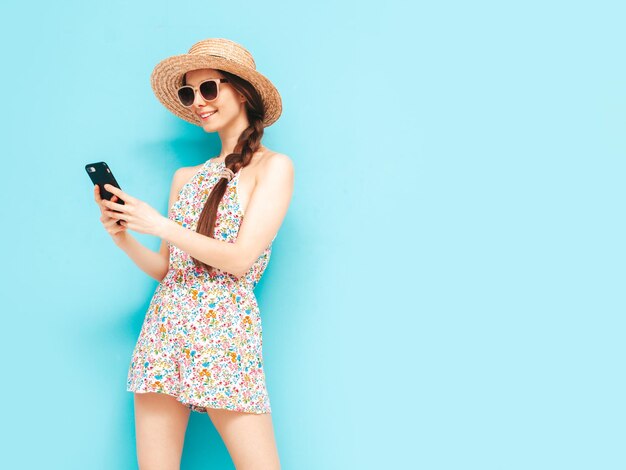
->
<box><xmin>126</xmin><ymin>158</ymin><xmax>275</xmax><ymax>414</ymax></box>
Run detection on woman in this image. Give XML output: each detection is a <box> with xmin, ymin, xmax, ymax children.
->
<box><xmin>93</xmin><ymin>38</ymin><xmax>293</xmax><ymax>469</ymax></box>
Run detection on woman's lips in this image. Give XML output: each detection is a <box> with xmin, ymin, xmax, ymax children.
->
<box><xmin>200</xmin><ymin>111</ymin><xmax>218</xmax><ymax>121</ymax></box>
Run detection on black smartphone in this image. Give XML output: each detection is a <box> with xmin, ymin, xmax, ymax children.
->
<box><xmin>85</xmin><ymin>161</ymin><xmax>125</xmax><ymax>225</ymax></box>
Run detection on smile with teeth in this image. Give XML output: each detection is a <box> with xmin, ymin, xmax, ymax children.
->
<box><xmin>200</xmin><ymin>111</ymin><xmax>218</xmax><ymax>120</ymax></box>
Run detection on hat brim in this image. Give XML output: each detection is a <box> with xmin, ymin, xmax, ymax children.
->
<box><xmin>150</xmin><ymin>54</ymin><xmax>282</xmax><ymax>128</ymax></box>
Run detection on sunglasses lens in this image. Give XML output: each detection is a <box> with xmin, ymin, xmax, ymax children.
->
<box><xmin>200</xmin><ymin>80</ymin><xmax>218</xmax><ymax>101</ymax></box>
<box><xmin>177</xmin><ymin>87</ymin><xmax>195</xmax><ymax>106</ymax></box>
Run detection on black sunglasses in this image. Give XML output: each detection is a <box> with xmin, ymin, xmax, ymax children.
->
<box><xmin>177</xmin><ymin>78</ymin><xmax>230</xmax><ymax>107</ymax></box>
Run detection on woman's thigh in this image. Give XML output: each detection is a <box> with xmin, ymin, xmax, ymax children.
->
<box><xmin>205</xmin><ymin>407</ymin><xmax>281</xmax><ymax>470</ymax></box>
<box><xmin>133</xmin><ymin>392</ymin><xmax>191</xmax><ymax>469</ymax></box>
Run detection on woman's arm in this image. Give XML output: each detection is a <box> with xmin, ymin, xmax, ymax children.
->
<box><xmin>113</xmin><ymin>233</ymin><xmax>168</xmax><ymax>282</ymax></box>
<box><xmin>157</xmin><ymin>153</ymin><xmax>295</xmax><ymax>278</ymax></box>
<box><xmin>114</xmin><ymin>167</ymin><xmax>188</xmax><ymax>282</ymax></box>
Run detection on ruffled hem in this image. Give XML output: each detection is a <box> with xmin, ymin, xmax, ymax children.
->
<box><xmin>126</xmin><ymin>384</ymin><xmax>271</xmax><ymax>415</ymax></box>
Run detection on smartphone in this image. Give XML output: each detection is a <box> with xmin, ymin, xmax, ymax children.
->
<box><xmin>85</xmin><ymin>161</ymin><xmax>125</xmax><ymax>225</ymax></box>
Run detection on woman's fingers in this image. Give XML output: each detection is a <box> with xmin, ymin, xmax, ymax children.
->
<box><xmin>94</xmin><ymin>185</ymin><xmax>126</xmax><ymax>235</ymax></box>
<box><xmin>104</xmin><ymin>215</ymin><xmax>127</xmax><ymax>234</ymax></box>
<box><xmin>95</xmin><ymin>185</ymin><xmax>119</xmax><ymax>204</ymax></box>
<box><xmin>98</xmin><ymin>196</ymin><xmax>122</xmax><ymax>221</ymax></box>
<box><xmin>95</xmin><ymin>186</ymin><xmax>120</xmax><ymax>215</ymax></box>
<box><xmin>104</xmin><ymin>206</ymin><xmax>128</xmax><ymax>229</ymax></box>
<box><xmin>107</xmin><ymin>217</ymin><xmax>125</xmax><ymax>229</ymax></box>
<box><xmin>102</xmin><ymin>196</ymin><xmax>127</xmax><ymax>214</ymax></box>
<box><xmin>105</xmin><ymin>210</ymin><xmax>119</xmax><ymax>220</ymax></box>
<box><xmin>104</xmin><ymin>184</ymin><xmax>133</xmax><ymax>204</ymax></box>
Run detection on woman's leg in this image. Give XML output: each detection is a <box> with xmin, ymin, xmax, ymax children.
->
<box><xmin>133</xmin><ymin>392</ymin><xmax>191</xmax><ymax>470</ymax></box>
<box><xmin>205</xmin><ymin>407</ymin><xmax>281</xmax><ymax>470</ymax></box>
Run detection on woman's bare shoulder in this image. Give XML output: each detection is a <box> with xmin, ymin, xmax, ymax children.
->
<box><xmin>174</xmin><ymin>162</ymin><xmax>204</xmax><ymax>180</ymax></box>
<box><xmin>255</xmin><ymin>147</ymin><xmax>294</xmax><ymax>174</ymax></box>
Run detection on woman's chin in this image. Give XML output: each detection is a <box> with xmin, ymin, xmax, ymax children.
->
<box><xmin>197</xmin><ymin>112</ymin><xmax>219</xmax><ymax>126</ymax></box>
<box><xmin>200</xmin><ymin>119</ymin><xmax>218</xmax><ymax>130</ymax></box>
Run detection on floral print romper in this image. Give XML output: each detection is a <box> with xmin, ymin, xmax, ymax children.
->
<box><xmin>126</xmin><ymin>158</ymin><xmax>275</xmax><ymax>414</ymax></box>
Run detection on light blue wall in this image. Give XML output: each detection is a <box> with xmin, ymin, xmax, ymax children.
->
<box><xmin>1</xmin><ymin>0</ymin><xmax>624</xmax><ymax>468</ymax></box>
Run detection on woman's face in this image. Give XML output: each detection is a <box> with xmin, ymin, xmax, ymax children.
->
<box><xmin>184</xmin><ymin>68</ymin><xmax>246</xmax><ymax>130</ymax></box>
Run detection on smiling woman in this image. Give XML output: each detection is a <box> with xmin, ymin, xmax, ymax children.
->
<box><xmin>199</xmin><ymin>109</ymin><xmax>218</xmax><ymax>120</ymax></box>
<box><xmin>93</xmin><ymin>38</ymin><xmax>293</xmax><ymax>470</ymax></box>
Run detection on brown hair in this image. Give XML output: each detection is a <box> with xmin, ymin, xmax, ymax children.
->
<box><xmin>182</xmin><ymin>69</ymin><xmax>266</xmax><ymax>274</ymax></box>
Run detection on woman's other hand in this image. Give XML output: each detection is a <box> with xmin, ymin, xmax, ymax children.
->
<box><xmin>94</xmin><ymin>184</ymin><xmax>128</xmax><ymax>243</ymax></box>
<box><xmin>100</xmin><ymin>184</ymin><xmax>166</xmax><ymax>237</ymax></box>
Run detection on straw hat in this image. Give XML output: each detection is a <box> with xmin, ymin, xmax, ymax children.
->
<box><xmin>150</xmin><ymin>38</ymin><xmax>282</xmax><ymax>128</ymax></box>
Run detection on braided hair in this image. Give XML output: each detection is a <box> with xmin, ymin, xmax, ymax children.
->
<box><xmin>182</xmin><ymin>69</ymin><xmax>266</xmax><ymax>274</ymax></box>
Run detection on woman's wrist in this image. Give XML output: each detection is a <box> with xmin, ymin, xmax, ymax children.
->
<box><xmin>113</xmin><ymin>230</ymin><xmax>130</xmax><ymax>248</ymax></box>
<box><xmin>156</xmin><ymin>216</ymin><xmax>175</xmax><ymax>241</ymax></box>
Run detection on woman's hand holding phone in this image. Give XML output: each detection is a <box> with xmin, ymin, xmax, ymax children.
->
<box><xmin>94</xmin><ymin>184</ymin><xmax>128</xmax><ymax>243</ymax></box>
<box><xmin>86</xmin><ymin>162</ymin><xmax>166</xmax><ymax>239</ymax></box>
<box><xmin>100</xmin><ymin>184</ymin><xmax>167</xmax><ymax>237</ymax></box>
